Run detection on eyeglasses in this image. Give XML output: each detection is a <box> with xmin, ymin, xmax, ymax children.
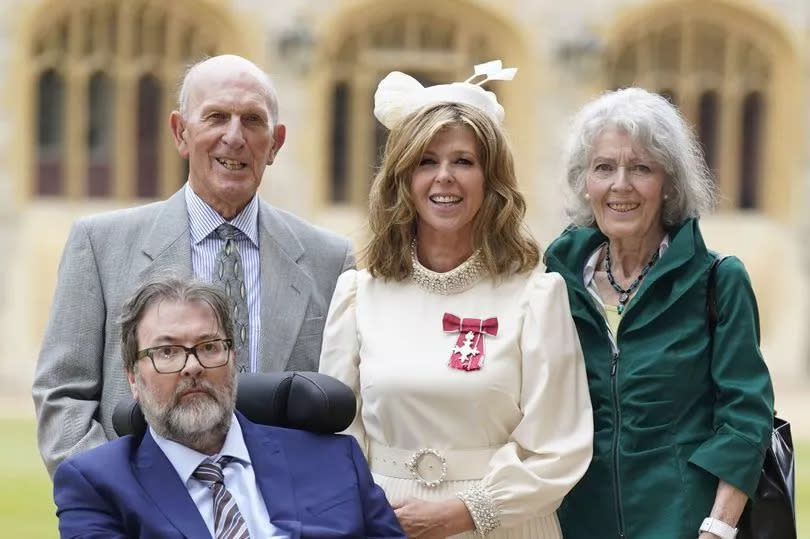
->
<box><xmin>136</xmin><ymin>338</ymin><xmax>233</xmax><ymax>374</ymax></box>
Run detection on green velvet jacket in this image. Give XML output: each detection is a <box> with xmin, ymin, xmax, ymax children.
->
<box><xmin>544</xmin><ymin>219</ymin><xmax>774</xmax><ymax>539</ymax></box>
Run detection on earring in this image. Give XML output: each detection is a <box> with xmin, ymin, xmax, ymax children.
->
<box><xmin>663</xmin><ymin>194</ymin><xmax>669</xmax><ymax>200</ymax></box>
<box><xmin>584</xmin><ymin>193</ymin><xmax>591</xmax><ymax>200</ymax></box>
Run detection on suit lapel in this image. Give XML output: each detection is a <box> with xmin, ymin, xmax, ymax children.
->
<box><xmin>137</xmin><ymin>188</ymin><xmax>193</xmax><ymax>282</ymax></box>
<box><xmin>131</xmin><ymin>191</ymin><xmax>315</xmax><ymax>372</ymax></box>
<box><xmin>257</xmin><ymin>202</ymin><xmax>313</xmax><ymax>372</ymax></box>
<box><xmin>134</xmin><ymin>431</ymin><xmax>210</xmax><ymax>539</ymax></box>
<box><xmin>238</xmin><ymin>413</ymin><xmax>302</xmax><ymax>538</ymax></box>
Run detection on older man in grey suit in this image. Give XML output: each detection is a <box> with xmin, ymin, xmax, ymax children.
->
<box><xmin>32</xmin><ymin>55</ymin><xmax>354</xmax><ymax>476</ymax></box>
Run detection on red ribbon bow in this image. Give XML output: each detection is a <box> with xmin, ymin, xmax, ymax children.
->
<box><xmin>442</xmin><ymin>313</ymin><xmax>498</xmax><ymax>371</ymax></box>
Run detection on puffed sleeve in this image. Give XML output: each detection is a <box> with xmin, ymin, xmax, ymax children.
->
<box><xmin>458</xmin><ymin>271</ymin><xmax>593</xmax><ymax>534</ymax></box>
<box><xmin>688</xmin><ymin>256</ymin><xmax>774</xmax><ymax>498</ymax></box>
<box><xmin>318</xmin><ymin>269</ymin><xmax>368</xmax><ymax>453</ymax></box>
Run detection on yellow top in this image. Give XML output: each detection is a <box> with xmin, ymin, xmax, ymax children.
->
<box><xmin>604</xmin><ymin>304</ymin><xmax>621</xmax><ymax>336</ymax></box>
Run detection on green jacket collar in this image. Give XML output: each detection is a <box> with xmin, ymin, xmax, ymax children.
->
<box><xmin>545</xmin><ymin>218</ymin><xmax>715</xmax><ymax>328</ymax></box>
<box><xmin>545</xmin><ymin>218</ymin><xmax>712</xmax><ymax>279</ymax></box>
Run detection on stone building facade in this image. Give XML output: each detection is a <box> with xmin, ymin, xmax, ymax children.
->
<box><xmin>0</xmin><ymin>0</ymin><xmax>808</xmax><ymax>411</ymax></box>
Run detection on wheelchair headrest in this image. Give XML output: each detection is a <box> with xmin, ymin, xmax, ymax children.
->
<box><xmin>112</xmin><ymin>372</ymin><xmax>356</xmax><ymax>437</ymax></box>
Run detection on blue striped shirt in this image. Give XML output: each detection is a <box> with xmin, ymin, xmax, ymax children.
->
<box><xmin>185</xmin><ymin>184</ymin><xmax>261</xmax><ymax>372</ymax></box>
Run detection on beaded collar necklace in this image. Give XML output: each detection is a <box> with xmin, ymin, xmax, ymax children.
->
<box><xmin>410</xmin><ymin>240</ymin><xmax>485</xmax><ymax>295</ymax></box>
<box><xmin>604</xmin><ymin>244</ymin><xmax>659</xmax><ymax>315</ymax></box>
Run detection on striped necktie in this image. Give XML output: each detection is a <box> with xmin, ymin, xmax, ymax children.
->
<box><xmin>213</xmin><ymin>223</ymin><xmax>250</xmax><ymax>373</ymax></box>
<box><xmin>192</xmin><ymin>456</ymin><xmax>250</xmax><ymax>539</ymax></box>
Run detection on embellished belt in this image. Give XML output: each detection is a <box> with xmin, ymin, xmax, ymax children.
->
<box><xmin>368</xmin><ymin>441</ymin><xmax>497</xmax><ymax>488</ymax></box>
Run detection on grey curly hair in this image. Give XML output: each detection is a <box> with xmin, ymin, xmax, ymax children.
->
<box><xmin>564</xmin><ymin>87</ymin><xmax>716</xmax><ymax>227</ymax></box>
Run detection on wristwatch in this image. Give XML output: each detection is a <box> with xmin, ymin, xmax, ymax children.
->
<box><xmin>699</xmin><ymin>517</ymin><xmax>737</xmax><ymax>539</ymax></box>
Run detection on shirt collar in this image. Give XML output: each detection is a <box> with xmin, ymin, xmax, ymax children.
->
<box><xmin>185</xmin><ymin>183</ymin><xmax>259</xmax><ymax>247</ymax></box>
<box><xmin>150</xmin><ymin>413</ymin><xmax>252</xmax><ymax>485</ymax></box>
<box><xmin>582</xmin><ymin>234</ymin><xmax>671</xmax><ymax>286</ymax></box>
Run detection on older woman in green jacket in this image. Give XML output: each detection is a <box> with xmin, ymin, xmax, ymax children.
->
<box><xmin>545</xmin><ymin>88</ymin><xmax>774</xmax><ymax>539</ymax></box>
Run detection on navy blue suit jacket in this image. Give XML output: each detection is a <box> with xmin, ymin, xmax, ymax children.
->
<box><xmin>53</xmin><ymin>412</ymin><xmax>404</xmax><ymax>538</ymax></box>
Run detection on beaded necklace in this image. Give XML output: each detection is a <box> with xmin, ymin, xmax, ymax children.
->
<box><xmin>604</xmin><ymin>245</ymin><xmax>659</xmax><ymax>315</ymax></box>
<box><xmin>410</xmin><ymin>240</ymin><xmax>485</xmax><ymax>295</ymax></box>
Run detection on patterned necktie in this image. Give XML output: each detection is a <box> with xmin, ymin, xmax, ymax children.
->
<box><xmin>213</xmin><ymin>224</ymin><xmax>250</xmax><ymax>373</ymax></box>
<box><xmin>192</xmin><ymin>457</ymin><xmax>250</xmax><ymax>539</ymax></box>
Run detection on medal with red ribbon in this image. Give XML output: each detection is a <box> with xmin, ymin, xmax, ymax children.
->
<box><xmin>442</xmin><ymin>312</ymin><xmax>498</xmax><ymax>371</ymax></box>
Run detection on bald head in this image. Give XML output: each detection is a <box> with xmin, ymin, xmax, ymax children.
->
<box><xmin>169</xmin><ymin>53</ymin><xmax>286</xmax><ymax>219</ymax></box>
<box><xmin>177</xmin><ymin>55</ymin><xmax>279</xmax><ymax>124</ymax></box>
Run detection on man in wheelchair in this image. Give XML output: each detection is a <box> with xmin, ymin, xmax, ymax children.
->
<box><xmin>52</xmin><ymin>276</ymin><xmax>403</xmax><ymax>539</ymax></box>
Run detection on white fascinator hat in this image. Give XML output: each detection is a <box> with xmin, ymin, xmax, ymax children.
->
<box><xmin>373</xmin><ymin>60</ymin><xmax>517</xmax><ymax>130</ymax></box>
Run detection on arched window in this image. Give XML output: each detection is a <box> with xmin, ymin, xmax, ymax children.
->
<box><xmin>136</xmin><ymin>76</ymin><xmax>162</xmax><ymax>198</ymax></box>
<box><xmin>30</xmin><ymin>1</ymin><xmax>228</xmax><ymax>200</ymax></box>
<box><xmin>37</xmin><ymin>69</ymin><xmax>65</xmax><ymax>196</ymax></box>
<box><xmin>609</xmin><ymin>17</ymin><xmax>771</xmax><ymax>211</ymax></box>
<box><xmin>740</xmin><ymin>92</ymin><xmax>763</xmax><ymax>209</ymax></box>
<box><xmin>327</xmin><ymin>12</ymin><xmax>500</xmax><ymax>206</ymax></box>
<box><xmin>88</xmin><ymin>72</ymin><xmax>113</xmax><ymax>197</ymax></box>
<box><xmin>329</xmin><ymin>82</ymin><xmax>350</xmax><ymax>203</ymax></box>
<box><xmin>698</xmin><ymin>91</ymin><xmax>719</xmax><ymax>173</ymax></box>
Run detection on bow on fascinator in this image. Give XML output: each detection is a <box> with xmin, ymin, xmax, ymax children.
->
<box><xmin>373</xmin><ymin>60</ymin><xmax>517</xmax><ymax>129</ymax></box>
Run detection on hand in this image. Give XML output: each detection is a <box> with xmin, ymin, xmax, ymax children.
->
<box><xmin>392</xmin><ymin>497</ymin><xmax>474</xmax><ymax>538</ymax></box>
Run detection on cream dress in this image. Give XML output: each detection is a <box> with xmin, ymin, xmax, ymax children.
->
<box><xmin>319</xmin><ymin>265</ymin><xmax>593</xmax><ymax>538</ymax></box>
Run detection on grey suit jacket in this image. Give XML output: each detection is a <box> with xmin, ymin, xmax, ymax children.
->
<box><xmin>32</xmin><ymin>188</ymin><xmax>354</xmax><ymax>476</ymax></box>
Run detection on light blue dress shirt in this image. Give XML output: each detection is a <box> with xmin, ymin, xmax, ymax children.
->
<box><xmin>150</xmin><ymin>414</ymin><xmax>288</xmax><ymax>538</ymax></box>
<box><xmin>185</xmin><ymin>183</ymin><xmax>262</xmax><ymax>372</ymax></box>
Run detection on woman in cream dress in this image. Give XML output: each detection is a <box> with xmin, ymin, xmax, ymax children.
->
<box><xmin>319</xmin><ymin>64</ymin><xmax>593</xmax><ymax>538</ymax></box>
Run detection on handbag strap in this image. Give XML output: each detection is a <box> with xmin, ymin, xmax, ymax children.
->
<box><xmin>706</xmin><ymin>255</ymin><xmax>728</xmax><ymax>334</ymax></box>
<box><xmin>707</xmin><ymin>255</ymin><xmax>796</xmax><ymax>531</ymax></box>
<box><xmin>708</xmin><ymin>255</ymin><xmax>785</xmax><ymax>421</ymax></box>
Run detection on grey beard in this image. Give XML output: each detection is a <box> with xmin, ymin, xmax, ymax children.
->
<box><xmin>155</xmin><ymin>393</ymin><xmax>231</xmax><ymax>451</ymax></box>
<box><xmin>136</xmin><ymin>370</ymin><xmax>238</xmax><ymax>454</ymax></box>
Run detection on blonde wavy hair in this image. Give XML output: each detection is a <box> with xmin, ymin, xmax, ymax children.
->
<box><xmin>364</xmin><ymin>102</ymin><xmax>539</xmax><ymax>280</ymax></box>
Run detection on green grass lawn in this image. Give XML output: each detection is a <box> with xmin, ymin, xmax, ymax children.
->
<box><xmin>0</xmin><ymin>417</ymin><xmax>808</xmax><ymax>538</ymax></box>
<box><xmin>798</xmin><ymin>440</ymin><xmax>809</xmax><ymax>539</ymax></box>
<box><xmin>0</xmin><ymin>418</ymin><xmax>57</xmax><ymax>538</ymax></box>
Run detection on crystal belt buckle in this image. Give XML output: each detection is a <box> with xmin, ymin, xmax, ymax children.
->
<box><xmin>405</xmin><ymin>448</ymin><xmax>448</xmax><ymax>488</ymax></box>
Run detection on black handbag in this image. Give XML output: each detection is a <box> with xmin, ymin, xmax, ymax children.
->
<box><xmin>708</xmin><ymin>257</ymin><xmax>796</xmax><ymax>539</ymax></box>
